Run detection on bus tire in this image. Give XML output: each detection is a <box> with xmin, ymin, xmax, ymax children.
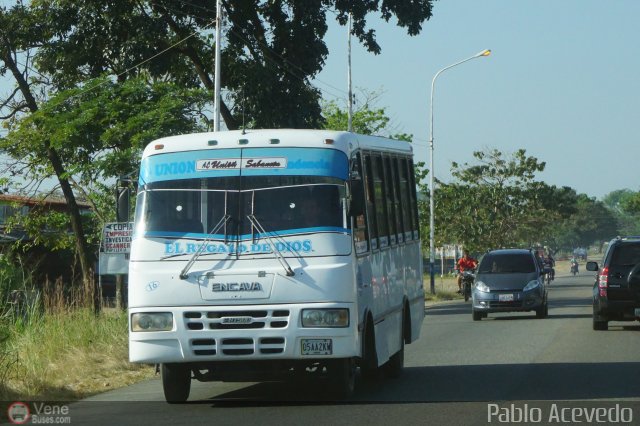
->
<box><xmin>162</xmin><ymin>363</ymin><xmax>191</xmax><ymax>404</ymax></box>
<box><xmin>360</xmin><ymin>317</ymin><xmax>379</xmax><ymax>381</ymax></box>
<box><xmin>330</xmin><ymin>358</ymin><xmax>356</xmax><ymax>399</ymax></box>
<box><xmin>384</xmin><ymin>309</ymin><xmax>406</xmax><ymax>378</ymax></box>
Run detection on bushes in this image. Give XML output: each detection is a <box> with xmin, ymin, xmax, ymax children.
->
<box><xmin>0</xmin><ymin>254</ymin><xmax>148</xmax><ymax>401</ymax></box>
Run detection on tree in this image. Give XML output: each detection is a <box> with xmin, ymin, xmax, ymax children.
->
<box><xmin>429</xmin><ymin>149</ymin><xmax>576</xmax><ymax>252</ymax></box>
<box><xmin>602</xmin><ymin>189</ymin><xmax>635</xmax><ymax>214</ymax></box>
<box><xmin>621</xmin><ymin>191</ymin><xmax>640</xmax><ymax>215</ymax></box>
<box><xmin>0</xmin><ymin>74</ymin><xmax>207</xmax><ymax>303</ymax></box>
<box><xmin>602</xmin><ymin>189</ymin><xmax>640</xmax><ymax>236</ymax></box>
<box><xmin>544</xmin><ymin>194</ymin><xmax>618</xmax><ymax>251</ymax></box>
<box><xmin>0</xmin><ymin>2</ymin><xmax>97</xmax><ymax>299</ymax></box>
<box><xmin>28</xmin><ymin>0</ymin><xmax>435</xmax><ymax>130</ymax></box>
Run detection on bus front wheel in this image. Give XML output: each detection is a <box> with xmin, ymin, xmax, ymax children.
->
<box><xmin>329</xmin><ymin>358</ymin><xmax>356</xmax><ymax>399</ymax></box>
<box><xmin>162</xmin><ymin>363</ymin><xmax>192</xmax><ymax>403</ymax></box>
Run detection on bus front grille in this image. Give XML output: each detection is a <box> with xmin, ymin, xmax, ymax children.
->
<box><xmin>188</xmin><ymin>336</ymin><xmax>286</xmax><ymax>357</ymax></box>
<box><xmin>183</xmin><ymin>309</ymin><xmax>291</xmax><ymax>331</ymax></box>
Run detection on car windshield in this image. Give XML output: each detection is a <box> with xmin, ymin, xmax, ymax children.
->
<box><xmin>610</xmin><ymin>243</ymin><xmax>640</xmax><ymax>267</ymax></box>
<box><xmin>135</xmin><ymin>175</ymin><xmax>346</xmax><ymax>239</ymax></box>
<box><xmin>478</xmin><ymin>253</ymin><xmax>536</xmax><ymax>274</ymax></box>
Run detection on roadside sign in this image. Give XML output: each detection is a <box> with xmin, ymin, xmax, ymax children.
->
<box><xmin>99</xmin><ymin>222</ymin><xmax>133</xmax><ymax>275</ymax></box>
<box><xmin>102</xmin><ymin>222</ymin><xmax>133</xmax><ymax>254</ymax></box>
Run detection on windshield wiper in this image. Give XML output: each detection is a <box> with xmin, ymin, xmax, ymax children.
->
<box><xmin>246</xmin><ymin>214</ymin><xmax>295</xmax><ymax>277</ymax></box>
<box><xmin>160</xmin><ymin>253</ymin><xmax>191</xmax><ymax>260</ymax></box>
<box><xmin>179</xmin><ymin>214</ymin><xmax>231</xmax><ymax>280</ymax></box>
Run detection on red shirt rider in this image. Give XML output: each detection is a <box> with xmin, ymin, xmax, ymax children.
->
<box><xmin>457</xmin><ymin>256</ymin><xmax>477</xmax><ymax>273</ymax></box>
<box><xmin>457</xmin><ymin>251</ymin><xmax>478</xmax><ymax>293</ymax></box>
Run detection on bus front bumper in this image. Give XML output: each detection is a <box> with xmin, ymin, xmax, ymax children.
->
<box><xmin>129</xmin><ymin>303</ymin><xmax>358</xmax><ymax>364</ymax></box>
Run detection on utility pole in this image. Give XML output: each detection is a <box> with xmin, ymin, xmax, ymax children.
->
<box><xmin>213</xmin><ymin>0</ymin><xmax>222</xmax><ymax>131</ymax></box>
<box><xmin>347</xmin><ymin>12</ymin><xmax>353</xmax><ymax>132</ymax></box>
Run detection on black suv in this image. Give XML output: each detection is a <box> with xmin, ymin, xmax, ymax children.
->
<box><xmin>586</xmin><ymin>236</ymin><xmax>640</xmax><ymax>330</ymax></box>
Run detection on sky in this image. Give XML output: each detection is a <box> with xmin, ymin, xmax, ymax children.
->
<box><xmin>314</xmin><ymin>0</ymin><xmax>640</xmax><ymax>199</ymax></box>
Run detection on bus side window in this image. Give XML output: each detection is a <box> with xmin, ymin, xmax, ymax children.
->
<box><xmin>372</xmin><ymin>154</ymin><xmax>389</xmax><ymax>249</ymax></box>
<box><xmin>382</xmin><ymin>155</ymin><xmax>397</xmax><ymax>246</ymax></box>
<box><xmin>407</xmin><ymin>158</ymin><xmax>420</xmax><ymax>240</ymax></box>
<box><xmin>398</xmin><ymin>157</ymin><xmax>412</xmax><ymax>241</ymax></box>
<box><xmin>363</xmin><ymin>153</ymin><xmax>379</xmax><ymax>251</ymax></box>
<box><xmin>391</xmin><ymin>157</ymin><xmax>404</xmax><ymax>244</ymax></box>
<box><xmin>351</xmin><ymin>153</ymin><xmax>369</xmax><ymax>254</ymax></box>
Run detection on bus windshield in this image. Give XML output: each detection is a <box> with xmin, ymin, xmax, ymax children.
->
<box><xmin>135</xmin><ymin>175</ymin><xmax>346</xmax><ymax>240</ymax></box>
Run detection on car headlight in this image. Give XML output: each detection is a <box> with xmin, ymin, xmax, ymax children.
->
<box><xmin>301</xmin><ymin>309</ymin><xmax>349</xmax><ymax>327</ymax></box>
<box><xmin>131</xmin><ymin>312</ymin><xmax>173</xmax><ymax>332</ymax></box>
<box><xmin>475</xmin><ymin>281</ymin><xmax>490</xmax><ymax>293</ymax></box>
<box><xmin>523</xmin><ymin>280</ymin><xmax>540</xmax><ymax>292</ymax></box>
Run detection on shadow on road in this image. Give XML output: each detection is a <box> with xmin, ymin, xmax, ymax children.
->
<box><xmin>549</xmin><ymin>296</ymin><xmax>591</xmax><ymax>307</ymax></box>
<box><xmin>425</xmin><ymin>304</ymin><xmax>471</xmax><ymax>316</ymax></box>
<box><xmin>425</xmin><ymin>295</ymin><xmax>591</xmax><ymax>318</ymax></box>
<box><xmin>196</xmin><ymin>361</ymin><xmax>640</xmax><ymax>406</ymax></box>
<box><xmin>551</xmin><ymin>282</ymin><xmax>593</xmax><ymax>289</ymax></box>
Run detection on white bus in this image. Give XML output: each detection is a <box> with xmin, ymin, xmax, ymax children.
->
<box><xmin>128</xmin><ymin>129</ymin><xmax>424</xmax><ymax>402</ymax></box>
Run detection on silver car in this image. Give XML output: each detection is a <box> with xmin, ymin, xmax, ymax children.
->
<box><xmin>472</xmin><ymin>249</ymin><xmax>548</xmax><ymax>321</ymax></box>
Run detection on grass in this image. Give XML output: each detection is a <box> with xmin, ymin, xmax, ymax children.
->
<box><xmin>424</xmin><ymin>274</ymin><xmax>463</xmax><ymax>303</ymax></box>
<box><xmin>0</xmin><ymin>308</ymin><xmax>154</xmax><ymax>401</ymax></box>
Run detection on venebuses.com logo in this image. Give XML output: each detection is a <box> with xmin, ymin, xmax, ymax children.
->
<box><xmin>7</xmin><ymin>402</ymin><xmax>30</xmax><ymax>424</ymax></box>
<box><xmin>7</xmin><ymin>401</ymin><xmax>71</xmax><ymax>424</ymax></box>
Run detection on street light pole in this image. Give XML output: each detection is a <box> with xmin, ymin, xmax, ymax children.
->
<box><xmin>429</xmin><ymin>49</ymin><xmax>491</xmax><ymax>294</ymax></box>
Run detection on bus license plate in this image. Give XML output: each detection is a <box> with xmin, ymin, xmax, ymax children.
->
<box><xmin>301</xmin><ymin>339</ymin><xmax>333</xmax><ymax>355</ymax></box>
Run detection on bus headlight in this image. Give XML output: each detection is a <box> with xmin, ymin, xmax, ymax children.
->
<box><xmin>301</xmin><ymin>309</ymin><xmax>349</xmax><ymax>327</ymax></box>
<box><xmin>131</xmin><ymin>313</ymin><xmax>173</xmax><ymax>332</ymax></box>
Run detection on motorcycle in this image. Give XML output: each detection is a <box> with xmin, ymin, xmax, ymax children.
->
<box><xmin>543</xmin><ymin>265</ymin><xmax>554</xmax><ymax>285</ymax></box>
<box><xmin>461</xmin><ymin>270</ymin><xmax>475</xmax><ymax>302</ymax></box>
<box><xmin>570</xmin><ymin>260</ymin><xmax>579</xmax><ymax>276</ymax></box>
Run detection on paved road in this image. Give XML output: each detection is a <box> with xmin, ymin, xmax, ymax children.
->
<box><xmin>66</xmin><ymin>271</ymin><xmax>640</xmax><ymax>425</ymax></box>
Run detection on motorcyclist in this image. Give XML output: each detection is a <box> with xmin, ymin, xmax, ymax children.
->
<box><xmin>570</xmin><ymin>256</ymin><xmax>579</xmax><ymax>274</ymax></box>
<box><xmin>457</xmin><ymin>250</ymin><xmax>478</xmax><ymax>294</ymax></box>
<box><xmin>542</xmin><ymin>253</ymin><xmax>555</xmax><ymax>281</ymax></box>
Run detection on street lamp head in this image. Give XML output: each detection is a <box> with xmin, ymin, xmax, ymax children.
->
<box><xmin>475</xmin><ymin>49</ymin><xmax>491</xmax><ymax>58</ymax></box>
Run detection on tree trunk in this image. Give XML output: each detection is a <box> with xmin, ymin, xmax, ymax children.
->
<box><xmin>3</xmin><ymin>48</ymin><xmax>98</xmax><ymax>312</ymax></box>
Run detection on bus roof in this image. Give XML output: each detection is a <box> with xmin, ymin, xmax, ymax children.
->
<box><xmin>142</xmin><ymin>129</ymin><xmax>413</xmax><ymax>159</ymax></box>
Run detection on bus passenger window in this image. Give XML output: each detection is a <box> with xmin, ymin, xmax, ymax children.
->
<box><xmin>372</xmin><ymin>154</ymin><xmax>389</xmax><ymax>248</ymax></box>
<box><xmin>364</xmin><ymin>154</ymin><xmax>378</xmax><ymax>250</ymax></box>
<box><xmin>351</xmin><ymin>153</ymin><xmax>369</xmax><ymax>254</ymax></box>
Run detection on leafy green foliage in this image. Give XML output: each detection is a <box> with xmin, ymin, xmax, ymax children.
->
<box><xmin>322</xmin><ymin>99</ymin><xmax>389</xmax><ymax>135</ymax></box>
<box><xmin>544</xmin><ymin>193</ymin><xmax>618</xmax><ymax>251</ymax></box>
<box><xmin>600</xmin><ymin>189</ymin><xmax>640</xmax><ymax>236</ymax></box>
<box><xmin>621</xmin><ymin>192</ymin><xmax>640</xmax><ymax>215</ymax></box>
<box><xmin>427</xmin><ymin>149</ymin><xmax>577</xmax><ymax>252</ymax></box>
<box><xmin>0</xmin><ymin>77</ymin><xmax>207</xmax><ymax>253</ymax></box>
<box><xmin>27</xmin><ymin>0</ymin><xmax>435</xmax><ymax>130</ymax></box>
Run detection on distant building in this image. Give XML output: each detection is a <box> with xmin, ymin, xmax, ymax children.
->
<box><xmin>0</xmin><ymin>193</ymin><xmax>92</xmax><ymax>243</ymax></box>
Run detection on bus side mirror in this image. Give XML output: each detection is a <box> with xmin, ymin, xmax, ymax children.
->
<box><xmin>349</xmin><ymin>177</ymin><xmax>364</xmax><ymax>217</ymax></box>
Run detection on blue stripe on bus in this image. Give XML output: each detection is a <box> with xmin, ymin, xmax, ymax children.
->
<box><xmin>139</xmin><ymin>148</ymin><xmax>348</xmax><ymax>184</ymax></box>
<box><xmin>139</xmin><ymin>226</ymin><xmax>350</xmax><ymax>240</ymax></box>
<box><xmin>139</xmin><ymin>149</ymin><xmax>242</xmax><ymax>184</ymax></box>
<box><xmin>240</xmin><ymin>148</ymin><xmax>348</xmax><ymax>180</ymax></box>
